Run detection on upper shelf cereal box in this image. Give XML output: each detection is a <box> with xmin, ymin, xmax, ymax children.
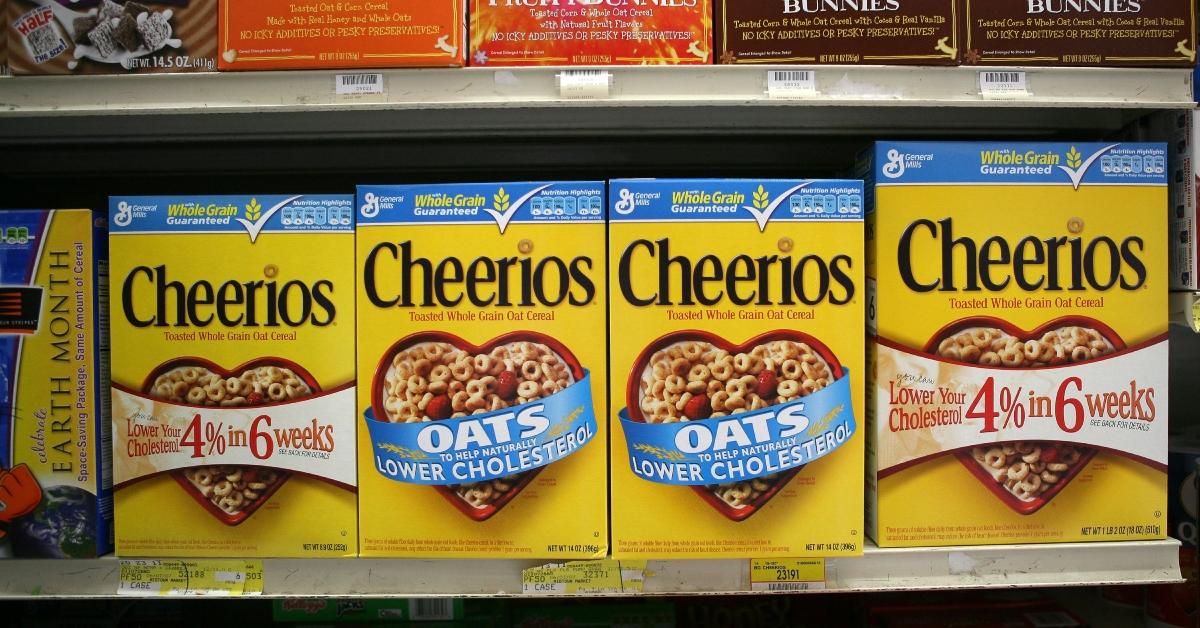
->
<box><xmin>608</xmin><ymin>179</ymin><xmax>865</xmax><ymax>559</ymax></box>
<box><xmin>862</xmin><ymin>142</ymin><xmax>1169</xmax><ymax>547</ymax></box>
<box><xmin>108</xmin><ymin>195</ymin><xmax>357</xmax><ymax>557</ymax></box>
<box><xmin>8</xmin><ymin>0</ymin><xmax>217</xmax><ymax>74</ymax></box>
<box><xmin>469</xmin><ymin>0</ymin><xmax>711</xmax><ymax>66</ymax></box>
<box><xmin>0</xmin><ymin>210</ymin><xmax>110</xmax><ymax>559</ymax></box>
<box><xmin>356</xmin><ymin>182</ymin><xmax>607</xmax><ymax>559</ymax></box>
<box><xmin>218</xmin><ymin>0</ymin><xmax>464</xmax><ymax>70</ymax></box>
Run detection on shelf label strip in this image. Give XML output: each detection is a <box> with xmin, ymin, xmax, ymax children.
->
<box><xmin>979</xmin><ymin>71</ymin><xmax>1030</xmax><ymax>99</ymax></box>
<box><xmin>118</xmin><ymin>559</ymin><xmax>264</xmax><ymax>597</ymax></box>
<box><xmin>749</xmin><ymin>558</ymin><xmax>826</xmax><ymax>591</ymax></box>
<box><xmin>767</xmin><ymin>70</ymin><xmax>818</xmax><ymax>99</ymax></box>
<box><xmin>557</xmin><ymin>70</ymin><xmax>612</xmax><ymax>99</ymax></box>
<box><xmin>521</xmin><ymin>559</ymin><xmax>645</xmax><ymax>594</ymax></box>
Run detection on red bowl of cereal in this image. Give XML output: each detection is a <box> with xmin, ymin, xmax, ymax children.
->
<box><xmin>142</xmin><ymin>356</ymin><xmax>320</xmax><ymax>526</ymax></box>
<box><xmin>371</xmin><ymin>330</ymin><xmax>587</xmax><ymax>522</ymax></box>
<box><xmin>625</xmin><ymin>329</ymin><xmax>845</xmax><ymax>522</ymax></box>
<box><xmin>923</xmin><ymin>316</ymin><xmax>1121</xmax><ymax>514</ymax></box>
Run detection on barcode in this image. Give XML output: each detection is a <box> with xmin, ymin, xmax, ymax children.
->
<box><xmin>410</xmin><ymin>598</ymin><xmax>454</xmax><ymax>620</ymax></box>
<box><xmin>772</xmin><ymin>70</ymin><xmax>813</xmax><ymax>82</ymax></box>
<box><xmin>983</xmin><ymin>72</ymin><xmax>1022</xmax><ymax>84</ymax></box>
<box><xmin>339</xmin><ymin>74</ymin><xmax>378</xmax><ymax>86</ymax></box>
<box><xmin>565</xmin><ymin>69</ymin><xmax>603</xmax><ymax>76</ymax></box>
<box><xmin>1023</xmin><ymin>611</ymin><xmax>1081</xmax><ymax>627</ymax></box>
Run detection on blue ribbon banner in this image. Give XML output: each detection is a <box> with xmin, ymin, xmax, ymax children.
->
<box><xmin>619</xmin><ymin>371</ymin><xmax>856</xmax><ymax>486</ymax></box>
<box><xmin>365</xmin><ymin>371</ymin><xmax>597</xmax><ymax>485</ymax></box>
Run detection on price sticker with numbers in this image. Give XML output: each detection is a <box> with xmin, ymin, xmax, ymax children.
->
<box><xmin>749</xmin><ymin>558</ymin><xmax>826</xmax><ymax>591</ymax></box>
<box><xmin>767</xmin><ymin>69</ymin><xmax>818</xmax><ymax>99</ymax></box>
<box><xmin>979</xmin><ymin>71</ymin><xmax>1030</xmax><ymax>99</ymax></box>
<box><xmin>118</xmin><ymin>559</ymin><xmax>264</xmax><ymax>596</ymax></box>
<box><xmin>557</xmin><ymin>70</ymin><xmax>612</xmax><ymax>99</ymax></box>
<box><xmin>335</xmin><ymin>73</ymin><xmax>386</xmax><ymax>100</ymax></box>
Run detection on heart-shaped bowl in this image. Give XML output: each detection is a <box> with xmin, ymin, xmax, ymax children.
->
<box><xmin>923</xmin><ymin>316</ymin><xmax>1123</xmax><ymax>515</ymax></box>
<box><xmin>371</xmin><ymin>330</ymin><xmax>586</xmax><ymax>522</ymax></box>
<box><xmin>625</xmin><ymin>329</ymin><xmax>845</xmax><ymax>522</ymax></box>
<box><xmin>142</xmin><ymin>356</ymin><xmax>320</xmax><ymax>526</ymax></box>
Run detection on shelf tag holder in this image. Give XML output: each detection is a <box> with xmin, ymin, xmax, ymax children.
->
<box><xmin>557</xmin><ymin>70</ymin><xmax>612</xmax><ymax>99</ymax></box>
<box><xmin>522</xmin><ymin>559</ymin><xmax>644</xmax><ymax>594</ymax></box>
<box><xmin>749</xmin><ymin>558</ymin><xmax>826</xmax><ymax>591</ymax></box>
<box><xmin>766</xmin><ymin>70</ymin><xmax>818</xmax><ymax>99</ymax></box>
<box><xmin>118</xmin><ymin>559</ymin><xmax>264</xmax><ymax>597</ymax></box>
<box><xmin>979</xmin><ymin>71</ymin><xmax>1030</xmax><ymax>100</ymax></box>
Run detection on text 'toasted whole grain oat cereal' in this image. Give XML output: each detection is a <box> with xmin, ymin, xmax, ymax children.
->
<box><xmin>356</xmin><ymin>182</ymin><xmax>607</xmax><ymax>558</ymax></box>
<box><xmin>109</xmin><ymin>195</ymin><xmax>357</xmax><ymax>557</ymax></box>
<box><xmin>608</xmin><ymin>179</ymin><xmax>865</xmax><ymax>559</ymax></box>
<box><xmin>862</xmin><ymin>142</ymin><xmax>1169</xmax><ymax>547</ymax></box>
<box><xmin>469</xmin><ymin>0</ymin><xmax>712</xmax><ymax>66</ymax></box>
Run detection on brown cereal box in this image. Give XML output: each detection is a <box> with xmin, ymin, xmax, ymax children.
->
<box><xmin>863</xmin><ymin>142</ymin><xmax>1169</xmax><ymax>547</ymax></box>
<box><xmin>9</xmin><ymin>0</ymin><xmax>217</xmax><ymax>74</ymax></box>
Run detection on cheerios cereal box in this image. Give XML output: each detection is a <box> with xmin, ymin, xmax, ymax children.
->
<box><xmin>862</xmin><ymin>142</ymin><xmax>1169</xmax><ymax>547</ymax></box>
<box><xmin>0</xmin><ymin>209</ymin><xmax>111</xmax><ymax>559</ymax></box>
<box><xmin>608</xmin><ymin>178</ymin><xmax>865</xmax><ymax>559</ymax></box>
<box><xmin>356</xmin><ymin>182</ymin><xmax>607</xmax><ymax>558</ymax></box>
<box><xmin>109</xmin><ymin>195</ymin><xmax>357</xmax><ymax>557</ymax></box>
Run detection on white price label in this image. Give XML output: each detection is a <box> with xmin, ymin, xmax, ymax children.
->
<box><xmin>767</xmin><ymin>70</ymin><xmax>818</xmax><ymax>99</ymax></box>
<box><xmin>979</xmin><ymin>71</ymin><xmax>1030</xmax><ymax>99</ymax></box>
<box><xmin>557</xmin><ymin>70</ymin><xmax>611</xmax><ymax>99</ymax></box>
<box><xmin>335</xmin><ymin>73</ymin><xmax>385</xmax><ymax>96</ymax></box>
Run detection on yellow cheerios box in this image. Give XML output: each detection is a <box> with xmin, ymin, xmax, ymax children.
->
<box><xmin>862</xmin><ymin>142</ymin><xmax>1169</xmax><ymax>547</ymax></box>
<box><xmin>109</xmin><ymin>195</ymin><xmax>357</xmax><ymax>557</ymax></box>
<box><xmin>608</xmin><ymin>178</ymin><xmax>865</xmax><ymax>559</ymax></box>
<box><xmin>356</xmin><ymin>182</ymin><xmax>607</xmax><ymax>559</ymax></box>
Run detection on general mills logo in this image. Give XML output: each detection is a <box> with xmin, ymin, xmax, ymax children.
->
<box><xmin>614</xmin><ymin>188</ymin><xmax>635</xmax><ymax>215</ymax></box>
<box><xmin>114</xmin><ymin>201</ymin><xmax>134</xmax><ymax>227</ymax></box>
<box><xmin>882</xmin><ymin>149</ymin><xmax>906</xmax><ymax>179</ymax></box>
<box><xmin>360</xmin><ymin>192</ymin><xmax>380</xmax><ymax>218</ymax></box>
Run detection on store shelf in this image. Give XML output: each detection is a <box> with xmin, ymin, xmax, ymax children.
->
<box><xmin>0</xmin><ymin>539</ymin><xmax>1181</xmax><ymax>599</ymax></box>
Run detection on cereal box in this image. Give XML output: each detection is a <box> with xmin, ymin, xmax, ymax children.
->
<box><xmin>608</xmin><ymin>178</ymin><xmax>865</xmax><ymax>559</ymax></box>
<box><xmin>469</xmin><ymin>0</ymin><xmax>711</xmax><ymax>66</ymax></box>
<box><xmin>716</xmin><ymin>0</ymin><xmax>961</xmax><ymax>65</ymax></box>
<box><xmin>0</xmin><ymin>210</ymin><xmax>110</xmax><ymax>559</ymax></box>
<box><xmin>863</xmin><ymin>142</ymin><xmax>1169</xmax><ymax>547</ymax></box>
<box><xmin>356</xmin><ymin>182</ymin><xmax>607</xmax><ymax>558</ymax></box>
<box><xmin>963</xmin><ymin>0</ymin><xmax>1197</xmax><ymax>67</ymax></box>
<box><xmin>1</xmin><ymin>0</ymin><xmax>8</xmax><ymax>75</ymax></box>
<box><xmin>218</xmin><ymin>0</ymin><xmax>463</xmax><ymax>70</ymax></box>
<box><xmin>108</xmin><ymin>195</ymin><xmax>357</xmax><ymax>557</ymax></box>
<box><xmin>8</xmin><ymin>0</ymin><xmax>217</xmax><ymax>74</ymax></box>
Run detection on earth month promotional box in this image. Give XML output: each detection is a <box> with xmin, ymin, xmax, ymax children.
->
<box><xmin>608</xmin><ymin>178</ymin><xmax>865</xmax><ymax>559</ymax></box>
<box><xmin>863</xmin><ymin>142</ymin><xmax>1169</xmax><ymax>547</ymax></box>
<box><xmin>469</xmin><ymin>0</ymin><xmax>711</xmax><ymax>66</ymax></box>
<box><xmin>716</xmin><ymin>0</ymin><xmax>960</xmax><ymax>65</ymax></box>
<box><xmin>356</xmin><ymin>182</ymin><xmax>607</xmax><ymax>558</ymax></box>
<box><xmin>218</xmin><ymin>0</ymin><xmax>463</xmax><ymax>70</ymax></box>
<box><xmin>0</xmin><ymin>210</ymin><xmax>110</xmax><ymax>559</ymax></box>
<box><xmin>109</xmin><ymin>195</ymin><xmax>357</xmax><ymax>557</ymax></box>
<box><xmin>8</xmin><ymin>0</ymin><xmax>217</xmax><ymax>74</ymax></box>
<box><xmin>963</xmin><ymin>0</ymin><xmax>1197</xmax><ymax>67</ymax></box>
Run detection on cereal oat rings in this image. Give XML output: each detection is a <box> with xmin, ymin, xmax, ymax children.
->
<box><xmin>110</xmin><ymin>195</ymin><xmax>357</xmax><ymax>557</ymax></box>
<box><xmin>610</xmin><ymin>179</ymin><xmax>865</xmax><ymax>559</ymax></box>
<box><xmin>863</xmin><ymin>142</ymin><xmax>1169</xmax><ymax>546</ymax></box>
<box><xmin>357</xmin><ymin>182</ymin><xmax>606</xmax><ymax>558</ymax></box>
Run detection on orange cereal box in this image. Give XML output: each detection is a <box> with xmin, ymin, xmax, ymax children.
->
<box><xmin>469</xmin><ymin>0</ymin><xmax>711</xmax><ymax>66</ymax></box>
<box><xmin>109</xmin><ymin>195</ymin><xmax>357</xmax><ymax>557</ymax></box>
<box><xmin>356</xmin><ymin>182</ymin><xmax>607</xmax><ymax>558</ymax></box>
<box><xmin>862</xmin><ymin>142</ymin><xmax>1169</xmax><ymax>547</ymax></box>
<box><xmin>219</xmin><ymin>0</ymin><xmax>463</xmax><ymax>70</ymax></box>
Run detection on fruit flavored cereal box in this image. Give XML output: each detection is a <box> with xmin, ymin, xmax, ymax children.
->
<box><xmin>469</xmin><ymin>0</ymin><xmax>711</xmax><ymax>66</ymax></box>
<box><xmin>608</xmin><ymin>178</ymin><xmax>865</xmax><ymax>558</ymax></box>
<box><xmin>862</xmin><ymin>142</ymin><xmax>1169</xmax><ymax>546</ymax></box>
<box><xmin>218</xmin><ymin>0</ymin><xmax>463</xmax><ymax>70</ymax></box>
<box><xmin>108</xmin><ymin>195</ymin><xmax>357</xmax><ymax>557</ymax></box>
<box><xmin>356</xmin><ymin>182</ymin><xmax>607</xmax><ymax>558</ymax></box>
<box><xmin>0</xmin><ymin>209</ymin><xmax>111</xmax><ymax>559</ymax></box>
<box><xmin>8</xmin><ymin>0</ymin><xmax>217</xmax><ymax>74</ymax></box>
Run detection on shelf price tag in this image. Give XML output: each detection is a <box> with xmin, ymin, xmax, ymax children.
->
<box><xmin>522</xmin><ymin>560</ymin><xmax>634</xmax><ymax>594</ymax></box>
<box><xmin>557</xmin><ymin>70</ymin><xmax>611</xmax><ymax>99</ymax></box>
<box><xmin>766</xmin><ymin>70</ymin><xmax>818</xmax><ymax>99</ymax></box>
<box><xmin>335</xmin><ymin>73</ymin><xmax>386</xmax><ymax>102</ymax></box>
<box><xmin>979</xmin><ymin>71</ymin><xmax>1030</xmax><ymax>99</ymax></box>
<box><xmin>118</xmin><ymin>559</ymin><xmax>264</xmax><ymax>597</ymax></box>
<box><xmin>749</xmin><ymin>558</ymin><xmax>826</xmax><ymax>591</ymax></box>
